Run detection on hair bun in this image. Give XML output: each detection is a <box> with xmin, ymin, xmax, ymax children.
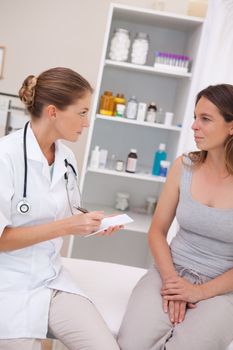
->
<box><xmin>19</xmin><ymin>75</ymin><xmax>37</xmax><ymax>108</ymax></box>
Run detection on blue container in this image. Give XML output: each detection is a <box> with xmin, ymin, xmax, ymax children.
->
<box><xmin>152</xmin><ymin>143</ymin><xmax>167</xmax><ymax>176</ymax></box>
<box><xmin>158</xmin><ymin>162</ymin><xmax>168</xmax><ymax>177</ymax></box>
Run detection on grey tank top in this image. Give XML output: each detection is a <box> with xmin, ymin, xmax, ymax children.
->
<box><xmin>170</xmin><ymin>156</ymin><xmax>233</xmax><ymax>279</ymax></box>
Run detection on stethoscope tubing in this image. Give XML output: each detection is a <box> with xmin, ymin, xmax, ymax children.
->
<box><xmin>17</xmin><ymin>122</ymin><xmax>79</xmax><ymax>215</ymax></box>
<box><xmin>23</xmin><ymin>121</ymin><xmax>30</xmax><ymax>199</ymax></box>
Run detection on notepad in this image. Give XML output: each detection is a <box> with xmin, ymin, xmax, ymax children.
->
<box><xmin>84</xmin><ymin>214</ymin><xmax>134</xmax><ymax>237</ymax></box>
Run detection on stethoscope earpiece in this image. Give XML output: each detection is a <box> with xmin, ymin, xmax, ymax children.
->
<box><xmin>17</xmin><ymin>199</ymin><xmax>30</xmax><ymax>214</ymax></box>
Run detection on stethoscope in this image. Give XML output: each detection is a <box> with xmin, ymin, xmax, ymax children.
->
<box><xmin>17</xmin><ymin>121</ymin><xmax>79</xmax><ymax>215</ymax></box>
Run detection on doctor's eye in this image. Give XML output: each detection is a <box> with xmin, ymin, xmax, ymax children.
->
<box><xmin>78</xmin><ymin>110</ymin><xmax>88</xmax><ymax>118</ymax></box>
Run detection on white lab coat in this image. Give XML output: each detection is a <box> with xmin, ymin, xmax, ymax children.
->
<box><xmin>0</xmin><ymin>125</ymin><xmax>87</xmax><ymax>339</ymax></box>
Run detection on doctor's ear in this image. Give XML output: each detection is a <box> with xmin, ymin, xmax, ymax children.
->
<box><xmin>229</xmin><ymin>123</ymin><xmax>233</xmax><ymax>136</ymax></box>
<box><xmin>46</xmin><ymin>105</ymin><xmax>57</xmax><ymax>120</ymax></box>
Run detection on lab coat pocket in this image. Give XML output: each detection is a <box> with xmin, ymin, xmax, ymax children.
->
<box><xmin>0</xmin><ymin>291</ymin><xmax>28</xmax><ymax>335</ymax></box>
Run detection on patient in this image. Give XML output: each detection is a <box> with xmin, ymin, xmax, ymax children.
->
<box><xmin>118</xmin><ymin>84</ymin><xmax>233</xmax><ymax>350</ymax></box>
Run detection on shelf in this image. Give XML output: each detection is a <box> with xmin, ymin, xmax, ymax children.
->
<box><xmin>112</xmin><ymin>4</ymin><xmax>203</xmax><ymax>31</ymax></box>
<box><xmin>83</xmin><ymin>203</ymin><xmax>152</xmax><ymax>233</ymax></box>
<box><xmin>96</xmin><ymin>114</ymin><xmax>182</xmax><ymax>131</ymax></box>
<box><xmin>87</xmin><ymin>167</ymin><xmax>166</xmax><ymax>183</ymax></box>
<box><xmin>105</xmin><ymin>59</ymin><xmax>192</xmax><ymax>78</ymax></box>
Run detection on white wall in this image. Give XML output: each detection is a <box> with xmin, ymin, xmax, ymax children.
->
<box><xmin>0</xmin><ymin>0</ymin><xmax>192</xmax><ymax>172</ymax></box>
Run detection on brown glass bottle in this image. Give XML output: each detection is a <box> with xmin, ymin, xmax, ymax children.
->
<box><xmin>99</xmin><ymin>91</ymin><xmax>114</xmax><ymax>116</ymax></box>
<box><xmin>126</xmin><ymin>149</ymin><xmax>138</xmax><ymax>173</ymax></box>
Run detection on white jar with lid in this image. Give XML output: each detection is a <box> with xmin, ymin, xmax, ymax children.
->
<box><xmin>109</xmin><ymin>28</ymin><xmax>131</xmax><ymax>62</ymax></box>
<box><xmin>115</xmin><ymin>192</ymin><xmax>130</xmax><ymax>211</ymax></box>
<box><xmin>131</xmin><ymin>32</ymin><xmax>149</xmax><ymax>65</ymax></box>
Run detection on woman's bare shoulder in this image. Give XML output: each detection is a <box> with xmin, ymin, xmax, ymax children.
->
<box><xmin>171</xmin><ymin>155</ymin><xmax>183</xmax><ymax>175</ymax></box>
<box><xmin>167</xmin><ymin>155</ymin><xmax>190</xmax><ymax>188</ymax></box>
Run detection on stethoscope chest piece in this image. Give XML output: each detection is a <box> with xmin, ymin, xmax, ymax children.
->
<box><xmin>17</xmin><ymin>199</ymin><xmax>30</xmax><ymax>214</ymax></box>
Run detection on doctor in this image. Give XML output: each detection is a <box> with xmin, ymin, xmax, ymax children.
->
<box><xmin>0</xmin><ymin>67</ymin><xmax>120</xmax><ymax>350</ymax></box>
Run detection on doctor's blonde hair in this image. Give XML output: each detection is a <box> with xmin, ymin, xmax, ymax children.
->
<box><xmin>19</xmin><ymin>67</ymin><xmax>93</xmax><ymax>117</ymax></box>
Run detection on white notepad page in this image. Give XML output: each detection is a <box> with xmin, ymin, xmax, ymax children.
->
<box><xmin>84</xmin><ymin>214</ymin><xmax>134</xmax><ymax>237</ymax></box>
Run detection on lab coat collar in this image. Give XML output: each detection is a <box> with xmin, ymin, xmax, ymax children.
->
<box><xmin>25</xmin><ymin>123</ymin><xmax>47</xmax><ymax>164</ymax></box>
<box><xmin>25</xmin><ymin>124</ymin><xmax>67</xmax><ymax>186</ymax></box>
<box><xmin>51</xmin><ymin>142</ymin><xmax>68</xmax><ymax>189</ymax></box>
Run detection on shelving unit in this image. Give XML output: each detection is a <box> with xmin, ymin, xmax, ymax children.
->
<box><xmin>69</xmin><ymin>4</ymin><xmax>204</xmax><ymax>268</ymax></box>
<box><xmin>96</xmin><ymin>114</ymin><xmax>182</xmax><ymax>131</ymax></box>
<box><xmin>87</xmin><ymin>167</ymin><xmax>166</xmax><ymax>183</ymax></box>
<box><xmin>105</xmin><ymin>59</ymin><xmax>192</xmax><ymax>78</ymax></box>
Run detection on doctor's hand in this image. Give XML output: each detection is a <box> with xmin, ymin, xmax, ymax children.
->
<box><xmin>67</xmin><ymin>211</ymin><xmax>104</xmax><ymax>236</ymax></box>
<box><xmin>96</xmin><ymin>224</ymin><xmax>124</xmax><ymax>236</ymax></box>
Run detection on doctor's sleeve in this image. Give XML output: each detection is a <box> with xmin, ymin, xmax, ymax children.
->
<box><xmin>0</xmin><ymin>156</ymin><xmax>14</xmax><ymax>237</ymax></box>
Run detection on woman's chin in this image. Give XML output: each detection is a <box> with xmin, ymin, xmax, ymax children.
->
<box><xmin>196</xmin><ymin>144</ymin><xmax>207</xmax><ymax>151</ymax></box>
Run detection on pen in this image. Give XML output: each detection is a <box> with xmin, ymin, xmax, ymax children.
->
<box><xmin>73</xmin><ymin>206</ymin><xmax>89</xmax><ymax>214</ymax></box>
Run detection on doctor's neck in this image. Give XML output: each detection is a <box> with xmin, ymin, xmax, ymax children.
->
<box><xmin>30</xmin><ymin>119</ymin><xmax>56</xmax><ymax>165</ymax></box>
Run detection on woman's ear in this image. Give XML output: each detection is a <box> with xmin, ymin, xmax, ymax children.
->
<box><xmin>46</xmin><ymin>105</ymin><xmax>57</xmax><ymax>120</ymax></box>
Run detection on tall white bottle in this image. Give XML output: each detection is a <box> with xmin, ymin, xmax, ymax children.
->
<box><xmin>90</xmin><ymin>145</ymin><xmax>100</xmax><ymax>168</ymax></box>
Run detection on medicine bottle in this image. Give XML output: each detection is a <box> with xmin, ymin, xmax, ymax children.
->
<box><xmin>136</xmin><ymin>102</ymin><xmax>147</xmax><ymax>122</ymax></box>
<box><xmin>145</xmin><ymin>197</ymin><xmax>157</xmax><ymax>215</ymax></box>
<box><xmin>152</xmin><ymin>143</ymin><xmax>167</xmax><ymax>176</ymax></box>
<box><xmin>156</xmin><ymin>107</ymin><xmax>165</xmax><ymax>123</ymax></box>
<box><xmin>114</xmin><ymin>93</ymin><xmax>126</xmax><ymax>117</ymax></box>
<box><xmin>99</xmin><ymin>149</ymin><xmax>108</xmax><ymax>169</ymax></box>
<box><xmin>126</xmin><ymin>96</ymin><xmax>138</xmax><ymax>120</ymax></box>
<box><xmin>146</xmin><ymin>102</ymin><xmax>157</xmax><ymax>123</ymax></box>
<box><xmin>115</xmin><ymin>160</ymin><xmax>124</xmax><ymax>172</ymax></box>
<box><xmin>90</xmin><ymin>145</ymin><xmax>100</xmax><ymax>169</ymax></box>
<box><xmin>109</xmin><ymin>28</ymin><xmax>131</xmax><ymax>62</ymax></box>
<box><xmin>158</xmin><ymin>160</ymin><xmax>170</xmax><ymax>177</ymax></box>
<box><xmin>131</xmin><ymin>32</ymin><xmax>149</xmax><ymax>65</ymax></box>
<box><xmin>164</xmin><ymin>112</ymin><xmax>174</xmax><ymax>126</ymax></box>
<box><xmin>126</xmin><ymin>149</ymin><xmax>138</xmax><ymax>173</ymax></box>
<box><xmin>99</xmin><ymin>91</ymin><xmax>114</xmax><ymax>116</ymax></box>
